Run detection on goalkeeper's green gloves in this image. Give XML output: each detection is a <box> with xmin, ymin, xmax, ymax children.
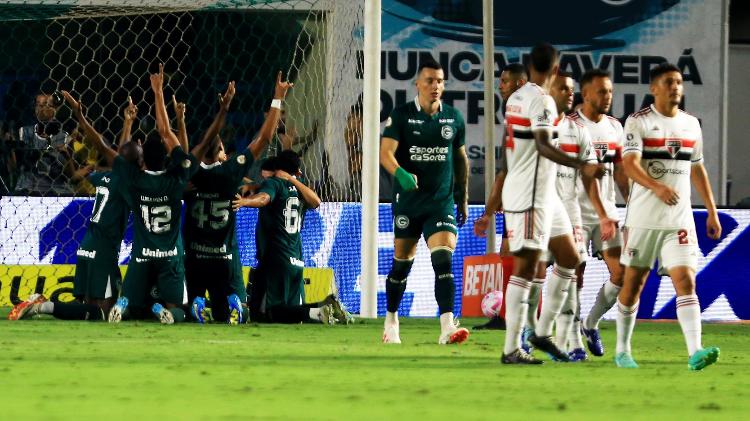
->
<box><xmin>394</xmin><ymin>167</ymin><xmax>418</xmax><ymax>191</ymax></box>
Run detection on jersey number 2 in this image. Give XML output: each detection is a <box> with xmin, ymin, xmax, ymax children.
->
<box><xmin>283</xmin><ymin>197</ymin><xmax>301</xmax><ymax>234</ymax></box>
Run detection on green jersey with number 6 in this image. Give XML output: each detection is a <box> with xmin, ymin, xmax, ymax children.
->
<box><xmin>184</xmin><ymin>149</ymin><xmax>254</xmax><ymax>257</ymax></box>
<box><xmin>114</xmin><ymin>147</ymin><xmax>198</xmax><ymax>260</ymax></box>
<box><xmin>78</xmin><ymin>171</ymin><xmax>130</xmax><ymax>254</ymax></box>
<box><xmin>256</xmin><ymin>177</ymin><xmax>306</xmax><ymax>263</ymax></box>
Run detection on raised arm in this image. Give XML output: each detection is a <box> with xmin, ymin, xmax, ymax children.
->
<box><xmin>248</xmin><ymin>71</ymin><xmax>293</xmax><ymax>160</ymax></box>
<box><xmin>149</xmin><ymin>64</ymin><xmax>180</xmax><ymax>154</ymax></box>
<box><xmin>194</xmin><ymin>81</ymin><xmax>235</xmax><ymax>153</ymax></box>
<box><xmin>172</xmin><ymin>95</ymin><xmax>188</xmax><ymax>152</ymax></box>
<box><xmin>119</xmin><ymin>95</ymin><xmax>138</xmax><ymax>148</ymax></box>
<box><xmin>275</xmin><ymin>170</ymin><xmax>321</xmax><ymax>209</ymax></box>
<box><xmin>62</xmin><ymin>90</ymin><xmax>117</xmax><ymax>165</ymax></box>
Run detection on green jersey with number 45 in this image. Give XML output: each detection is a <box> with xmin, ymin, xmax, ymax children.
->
<box><xmin>79</xmin><ymin>171</ymin><xmax>130</xmax><ymax>253</ymax></box>
<box><xmin>255</xmin><ymin>177</ymin><xmax>306</xmax><ymax>263</ymax></box>
<box><xmin>114</xmin><ymin>147</ymin><xmax>198</xmax><ymax>260</ymax></box>
<box><xmin>184</xmin><ymin>149</ymin><xmax>254</xmax><ymax>257</ymax></box>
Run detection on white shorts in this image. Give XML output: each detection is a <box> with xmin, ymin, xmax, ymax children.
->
<box><xmin>505</xmin><ymin>208</ymin><xmax>552</xmax><ymax>253</ymax></box>
<box><xmin>549</xmin><ymin>197</ymin><xmax>573</xmax><ymax>239</ymax></box>
<box><xmin>582</xmin><ymin>222</ymin><xmax>623</xmax><ymax>258</ymax></box>
<box><xmin>620</xmin><ymin>227</ymin><xmax>699</xmax><ymax>271</ymax></box>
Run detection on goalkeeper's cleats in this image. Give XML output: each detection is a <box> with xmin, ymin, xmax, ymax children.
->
<box><xmin>438</xmin><ymin>319</ymin><xmax>470</xmax><ymax>345</ymax></box>
<box><xmin>151</xmin><ymin>303</ymin><xmax>174</xmax><ymax>325</ymax></box>
<box><xmin>326</xmin><ymin>295</ymin><xmax>354</xmax><ymax>325</ymax></box>
<box><xmin>227</xmin><ymin>294</ymin><xmax>243</xmax><ymax>325</ymax></box>
<box><xmin>191</xmin><ymin>297</ymin><xmax>213</xmax><ymax>324</ymax></box>
<box><xmin>8</xmin><ymin>293</ymin><xmax>47</xmax><ymax>320</ymax></box>
<box><xmin>382</xmin><ymin>322</ymin><xmax>401</xmax><ymax>344</ymax></box>
<box><xmin>688</xmin><ymin>346</ymin><xmax>720</xmax><ymax>371</ymax></box>
<box><xmin>582</xmin><ymin>325</ymin><xmax>605</xmax><ymax>356</ymax></box>
<box><xmin>521</xmin><ymin>326</ymin><xmax>534</xmax><ymax>354</ymax></box>
<box><xmin>108</xmin><ymin>296</ymin><xmax>128</xmax><ymax>323</ymax></box>
<box><xmin>529</xmin><ymin>333</ymin><xmax>570</xmax><ymax>362</ymax></box>
<box><xmin>614</xmin><ymin>352</ymin><xmax>639</xmax><ymax>368</ymax></box>
<box><xmin>501</xmin><ymin>349</ymin><xmax>544</xmax><ymax>365</ymax></box>
<box><xmin>568</xmin><ymin>348</ymin><xmax>589</xmax><ymax>362</ymax></box>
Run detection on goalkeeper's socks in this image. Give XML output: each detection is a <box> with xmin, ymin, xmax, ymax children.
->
<box><xmin>615</xmin><ymin>299</ymin><xmax>638</xmax><ymax>355</ymax></box>
<box><xmin>503</xmin><ymin>276</ymin><xmax>531</xmax><ymax>354</ymax></box>
<box><xmin>52</xmin><ymin>302</ymin><xmax>105</xmax><ymax>321</ymax></box>
<box><xmin>585</xmin><ymin>280</ymin><xmax>621</xmax><ymax>329</ymax></box>
<box><xmin>525</xmin><ymin>278</ymin><xmax>545</xmax><ymax>329</ymax></box>
<box><xmin>676</xmin><ymin>294</ymin><xmax>702</xmax><ymax>356</ymax></box>
<box><xmin>535</xmin><ymin>265</ymin><xmax>574</xmax><ymax>337</ymax></box>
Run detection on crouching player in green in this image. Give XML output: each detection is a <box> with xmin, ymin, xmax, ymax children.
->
<box><xmin>232</xmin><ymin>150</ymin><xmax>347</xmax><ymax>324</ymax></box>
<box><xmin>106</xmin><ymin>64</ymin><xmax>210</xmax><ymax>324</ymax></box>
<box><xmin>8</xmin><ymin>96</ymin><xmax>138</xmax><ymax>321</ymax></box>
<box><xmin>185</xmin><ymin>72</ymin><xmax>292</xmax><ymax>324</ymax></box>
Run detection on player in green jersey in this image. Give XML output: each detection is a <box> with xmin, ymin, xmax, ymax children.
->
<box><xmin>233</xmin><ymin>150</ymin><xmax>344</xmax><ymax>324</ymax></box>
<box><xmin>105</xmin><ymin>64</ymin><xmax>212</xmax><ymax>324</ymax></box>
<box><xmin>185</xmin><ymin>72</ymin><xmax>293</xmax><ymax>324</ymax></box>
<box><xmin>380</xmin><ymin>59</ymin><xmax>470</xmax><ymax>344</ymax></box>
<box><xmin>8</xmin><ymin>96</ymin><xmax>139</xmax><ymax>321</ymax></box>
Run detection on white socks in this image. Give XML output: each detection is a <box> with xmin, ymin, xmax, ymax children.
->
<box><xmin>615</xmin><ymin>299</ymin><xmax>638</xmax><ymax>355</ymax></box>
<box><xmin>567</xmin><ymin>284</ymin><xmax>585</xmax><ymax>350</ymax></box>
<box><xmin>556</xmin><ymin>281</ymin><xmax>577</xmax><ymax>350</ymax></box>
<box><xmin>39</xmin><ymin>301</ymin><xmax>55</xmax><ymax>314</ymax></box>
<box><xmin>676</xmin><ymin>294</ymin><xmax>702</xmax><ymax>356</ymax></box>
<box><xmin>385</xmin><ymin>311</ymin><xmax>398</xmax><ymax>326</ymax></box>
<box><xmin>585</xmin><ymin>280</ymin><xmax>621</xmax><ymax>329</ymax></box>
<box><xmin>439</xmin><ymin>312</ymin><xmax>455</xmax><ymax>332</ymax></box>
<box><xmin>309</xmin><ymin>308</ymin><xmax>321</xmax><ymax>321</ymax></box>
<box><xmin>536</xmin><ymin>265</ymin><xmax>575</xmax><ymax>337</ymax></box>
<box><xmin>504</xmin><ymin>276</ymin><xmax>531</xmax><ymax>354</ymax></box>
<box><xmin>525</xmin><ymin>278</ymin><xmax>545</xmax><ymax>330</ymax></box>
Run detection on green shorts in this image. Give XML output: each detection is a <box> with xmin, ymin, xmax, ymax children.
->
<box><xmin>73</xmin><ymin>246</ymin><xmax>121</xmax><ymax>300</ymax></box>
<box><xmin>254</xmin><ymin>255</ymin><xmax>304</xmax><ymax>309</ymax></box>
<box><xmin>392</xmin><ymin>202</ymin><xmax>458</xmax><ymax>240</ymax></box>
<box><xmin>123</xmin><ymin>256</ymin><xmax>185</xmax><ymax>307</ymax></box>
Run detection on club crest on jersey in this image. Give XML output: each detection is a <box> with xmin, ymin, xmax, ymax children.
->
<box><xmin>441</xmin><ymin>125</ymin><xmax>454</xmax><ymax>140</ymax></box>
<box><xmin>594</xmin><ymin>142</ymin><xmax>609</xmax><ymax>161</ymax></box>
<box><xmin>666</xmin><ymin>139</ymin><xmax>681</xmax><ymax>158</ymax></box>
<box><xmin>237</xmin><ymin>155</ymin><xmax>246</xmax><ymax>164</ymax></box>
<box><xmin>181</xmin><ymin>159</ymin><xmax>192</xmax><ymax>168</ymax></box>
<box><xmin>395</xmin><ymin>215</ymin><xmax>409</xmax><ymax>229</ymax></box>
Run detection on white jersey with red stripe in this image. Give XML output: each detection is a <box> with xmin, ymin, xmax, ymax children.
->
<box><xmin>570</xmin><ymin>110</ymin><xmax>623</xmax><ymax>224</ymax></box>
<box><xmin>555</xmin><ymin>114</ymin><xmax>596</xmax><ymax>224</ymax></box>
<box><xmin>622</xmin><ymin>105</ymin><xmax>703</xmax><ymax>230</ymax></box>
<box><xmin>502</xmin><ymin>83</ymin><xmax>558</xmax><ymax>213</ymax></box>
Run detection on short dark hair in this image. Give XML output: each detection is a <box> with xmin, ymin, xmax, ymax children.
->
<box><xmin>649</xmin><ymin>62</ymin><xmax>681</xmax><ymax>84</ymax></box>
<box><xmin>142</xmin><ymin>134</ymin><xmax>166</xmax><ymax>171</ymax></box>
<box><xmin>417</xmin><ymin>58</ymin><xmax>442</xmax><ymax>75</ymax></box>
<box><xmin>276</xmin><ymin>150</ymin><xmax>301</xmax><ymax>174</ymax></box>
<box><xmin>580</xmin><ymin>68</ymin><xmax>610</xmax><ymax>88</ymax></box>
<box><xmin>556</xmin><ymin>70</ymin><xmax>573</xmax><ymax>80</ymax></box>
<box><xmin>260</xmin><ymin>156</ymin><xmax>278</xmax><ymax>172</ymax></box>
<box><xmin>529</xmin><ymin>43</ymin><xmax>558</xmax><ymax>74</ymax></box>
<box><xmin>502</xmin><ymin>62</ymin><xmax>527</xmax><ymax>80</ymax></box>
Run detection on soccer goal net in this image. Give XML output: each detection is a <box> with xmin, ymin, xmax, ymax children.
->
<box><xmin>0</xmin><ymin>0</ymin><xmax>367</xmax><ymax>312</ymax></box>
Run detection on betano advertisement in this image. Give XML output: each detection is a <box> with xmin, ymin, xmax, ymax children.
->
<box><xmin>0</xmin><ymin>198</ymin><xmax>748</xmax><ymax>320</ymax></box>
<box><xmin>377</xmin><ymin>0</ymin><xmax>726</xmax><ymax>203</ymax></box>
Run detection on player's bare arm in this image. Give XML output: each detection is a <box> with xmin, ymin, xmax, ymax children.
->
<box><xmin>61</xmin><ymin>90</ymin><xmax>117</xmax><ymax>165</ymax></box>
<box><xmin>275</xmin><ymin>169</ymin><xmax>321</xmax><ymax>209</ymax></box>
<box><xmin>248</xmin><ymin>71</ymin><xmax>293</xmax><ymax>160</ymax></box>
<box><xmin>193</xmin><ymin>81</ymin><xmax>235</xmax><ymax>155</ymax></box>
<box><xmin>613</xmin><ymin>162</ymin><xmax>630</xmax><ymax>201</ymax></box>
<box><xmin>454</xmin><ymin>145</ymin><xmax>469</xmax><ymax>226</ymax></box>
<box><xmin>231</xmin><ymin>192</ymin><xmax>271</xmax><ymax>210</ymax></box>
<box><xmin>380</xmin><ymin>137</ymin><xmax>418</xmax><ymax>191</ymax></box>
<box><xmin>691</xmin><ymin>162</ymin><xmax>722</xmax><ymax>240</ymax></box>
<box><xmin>150</xmin><ymin>63</ymin><xmax>181</xmax><ymax>154</ymax></box>
<box><xmin>581</xmin><ymin>174</ymin><xmax>616</xmax><ymax>241</ymax></box>
<box><xmin>119</xmin><ymin>95</ymin><xmax>138</xmax><ymax>148</ymax></box>
<box><xmin>621</xmin><ymin>153</ymin><xmax>679</xmax><ymax>206</ymax></box>
<box><xmin>534</xmin><ymin>130</ymin><xmax>606</xmax><ymax>178</ymax></box>
<box><xmin>172</xmin><ymin>95</ymin><xmax>188</xmax><ymax>152</ymax></box>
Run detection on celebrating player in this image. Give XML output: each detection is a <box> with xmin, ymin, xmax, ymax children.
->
<box><xmin>568</xmin><ymin>69</ymin><xmax>630</xmax><ymax>356</ymax></box>
<box><xmin>380</xmin><ymin>59</ymin><xmax>470</xmax><ymax>345</ymax></box>
<box><xmin>185</xmin><ymin>73</ymin><xmax>292</xmax><ymax>324</ymax></box>
<box><xmin>107</xmin><ymin>64</ymin><xmax>209</xmax><ymax>324</ymax></box>
<box><xmin>498</xmin><ymin>43</ymin><xmax>605</xmax><ymax>364</ymax></box>
<box><xmin>8</xmin><ymin>96</ymin><xmax>138</xmax><ymax>321</ymax></box>
<box><xmin>232</xmin><ymin>150</ymin><xmax>339</xmax><ymax>324</ymax></box>
<box><xmin>615</xmin><ymin>63</ymin><xmax>721</xmax><ymax>370</ymax></box>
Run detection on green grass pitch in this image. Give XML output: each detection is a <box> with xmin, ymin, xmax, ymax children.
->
<box><xmin>1</xmin><ymin>310</ymin><xmax>748</xmax><ymax>420</ymax></box>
